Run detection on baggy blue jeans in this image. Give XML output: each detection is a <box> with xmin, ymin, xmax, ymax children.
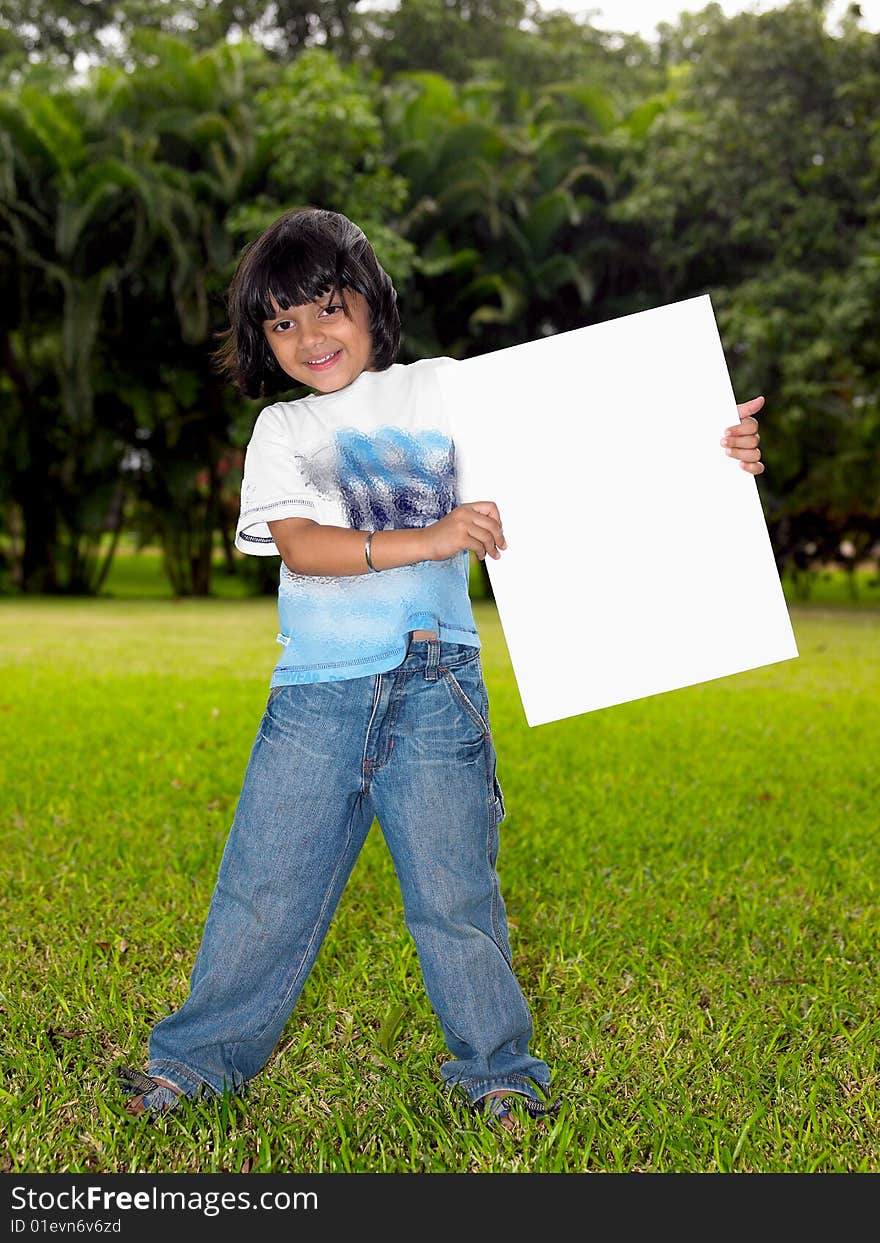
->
<box><xmin>146</xmin><ymin>638</ymin><xmax>551</xmax><ymax>1108</ymax></box>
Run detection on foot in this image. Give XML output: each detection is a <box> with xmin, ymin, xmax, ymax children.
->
<box><xmin>476</xmin><ymin>1088</ymin><xmax>562</xmax><ymax>1133</ymax></box>
<box><xmin>478</xmin><ymin>1089</ymin><xmax>519</xmax><ymax>1133</ymax></box>
<box><xmin>117</xmin><ymin>1066</ymin><xmax>184</xmax><ymax>1120</ymax></box>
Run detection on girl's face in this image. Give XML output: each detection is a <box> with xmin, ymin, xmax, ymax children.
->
<box><xmin>262</xmin><ymin>289</ymin><xmax>376</xmax><ymax>393</ymax></box>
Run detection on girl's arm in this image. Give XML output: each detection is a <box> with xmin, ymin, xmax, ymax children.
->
<box><xmin>269</xmin><ymin>502</ymin><xmax>505</xmax><ymax>577</ymax></box>
<box><xmin>268</xmin><ymin>518</ymin><xmax>429</xmax><ymax>577</ymax></box>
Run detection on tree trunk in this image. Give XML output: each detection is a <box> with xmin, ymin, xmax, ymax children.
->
<box><xmin>3</xmin><ymin>331</ymin><xmax>60</xmax><ymax>592</ymax></box>
<box><xmin>218</xmin><ymin>517</ymin><xmax>236</xmax><ymax>574</ymax></box>
<box><xmin>20</xmin><ymin>487</ymin><xmax>59</xmax><ymax>593</ymax></box>
<box><xmin>93</xmin><ymin>483</ymin><xmax>128</xmax><ymax>595</ymax></box>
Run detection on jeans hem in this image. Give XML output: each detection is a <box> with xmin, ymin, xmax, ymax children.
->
<box><xmin>147</xmin><ymin>1060</ymin><xmax>222</xmax><ymax>1100</ymax></box>
<box><xmin>443</xmin><ymin>1072</ymin><xmax>551</xmax><ymax>1108</ymax></box>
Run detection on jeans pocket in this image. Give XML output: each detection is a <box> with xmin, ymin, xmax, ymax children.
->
<box><xmin>441</xmin><ymin>663</ymin><xmax>489</xmax><ymax>736</ymax></box>
<box><xmin>267</xmin><ymin>685</ymin><xmax>285</xmax><ymax>705</ymax></box>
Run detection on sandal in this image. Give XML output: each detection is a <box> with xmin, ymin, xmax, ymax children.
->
<box><xmin>117</xmin><ymin>1065</ymin><xmax>184</xmax><ymax>1121</ymax></box>
<box><xmin>475</xmin><ymin>1089</ymin><xmax>562</xmax><ymax>1132</ymax></box>
<box><xmin>480</xmin><ymin>1092</ymin><xmax>518</xmax><ymax>1132</ymax></box>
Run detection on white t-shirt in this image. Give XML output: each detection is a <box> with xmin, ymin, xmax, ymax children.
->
<box><xmin>235</xmin><ymin>357</ymin><xmax>481</xmax><ymax>684</ymax></box>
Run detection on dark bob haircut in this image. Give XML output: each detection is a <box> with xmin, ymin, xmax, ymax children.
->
<box><xmin>211</xmin><ymin>206</ymin><xmax>401</xmax><ymax>400</ymax></box>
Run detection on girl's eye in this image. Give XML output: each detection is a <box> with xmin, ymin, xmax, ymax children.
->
<box><xmin>272</xmin><ymin>305</ymin><xmax>339</xmax><ymax>333</ymax></box>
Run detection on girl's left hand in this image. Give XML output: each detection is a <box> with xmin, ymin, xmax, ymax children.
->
<box><xmin>721</xmin><ymin>395</ymin><xmax>765</xmax><ymax>474</ymax></box>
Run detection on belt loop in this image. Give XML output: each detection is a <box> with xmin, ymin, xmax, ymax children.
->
<box><xmin>425</xmin><ymin>637</ymin><xmax>441</xmax><ymax>680</ymax></box>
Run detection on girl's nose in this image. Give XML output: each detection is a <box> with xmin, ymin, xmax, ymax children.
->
<box><xmin>301</xmin><ymin>328</ymin><xmax>327</xmax><ymax>352</ymax></box>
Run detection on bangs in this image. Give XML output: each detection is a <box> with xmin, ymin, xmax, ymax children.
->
<box><xmin>242</xmin><ymin>236</ymin><xmax>355</xmax><ymax>329</ymax></box>
<box><xmin>212</xmin><ymin>206</ymin><xmax>401</xmax><ymax>399</ymax></box>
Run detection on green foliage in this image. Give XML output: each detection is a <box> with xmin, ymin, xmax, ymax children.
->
<box><xmin>364</xmin><ymin>0</ymin><xmax>529</xmax><ymax>84</ymax></box>
<box><xmin>382</xmin><ymin>69</ymin><xmax>630</xmax><ymax>359</ymax></box>
<box><xmin>613</xmin><ymin>0</ymin><xmax>880</xmax><ymax>570</ymax></box>
<box><xmin>0</xmin><ymin>70</ymin><xmax>163</xmax><ymax>592</ymax></box>
<box><xmin>252</xmin><ymin>48</ymin><xmax>415</xmax><ymax>286</ymax></box>
<box><xmin>0</xmin><ymin>2</ymin><xmax>878</xmax><ymax>596</ymax></box>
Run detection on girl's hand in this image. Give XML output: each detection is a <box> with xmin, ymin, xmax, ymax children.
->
<box><xmin>722</xmin><ymin>396</ymin><xmax>765</xmax><ymax>474</ymax></box>
<box><xmin>423</xmin><ymin>502</ymin><xmax>507</xmax><ymax>562</ymax></box>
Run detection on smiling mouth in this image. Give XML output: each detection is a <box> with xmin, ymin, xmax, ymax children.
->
<box><xmin>305</xmin><ymin>350</ymin><xmax>342</xmax><ymax>369</ymax></box>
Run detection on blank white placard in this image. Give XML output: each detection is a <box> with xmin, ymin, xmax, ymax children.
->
<box><xmin>435</xmin><ymin>294</ymin><xmax>799</xmax><ymax>727</ymax></box>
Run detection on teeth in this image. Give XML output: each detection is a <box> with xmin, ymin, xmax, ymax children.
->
<box><xmin>308</xmin><ymin>352</ymin><xmax>337</xmax><ymax>364</ymax></box>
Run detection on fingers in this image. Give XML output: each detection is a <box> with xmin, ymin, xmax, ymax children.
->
<box><xmin>466</xmin><ymin>505</ymin><xmax>506</xmax><ymax>559</ymax></box>
<box><xmin>722</xmin><ymin>441</ymin><xmax>761</xmax><ymax>460</ymax></box>
<box><xmin>469</xmin><ymin>535</ymin><xmax>498</xmax><ymax>561</ymax></box>
<box><xmin>471</xmin><ymin>520</ymin><xmax>505</xmax><ymax>559</ymax></box>
<box><xmin>721</xmin><ymin>431</ymin><xmax>759</xmax><ymax>447</ymax></box>
<box><xmin>469</xmin><ymin>505</ymin><xmax>506</xmax><ymax>545</ymax></box>
<box><xmin>722</xmin><ymin>427</ymin><xmax>760</xmax><ymax>465</ymax></box>
<box><xmin>727</xmin><ymin>394</ymin><xmax>764</xmax><ymax>440</ymax></box>
<box><xmin>722</xmin><ymin>399</ymin><xmax>763</xmax><ymax>472</ymax></box>
<box><xmin>723</xmin><ymin>442</ymin><xmax>762</xmax><ymax>468</ymax></box>
<box><xmin>724</xmin><ymin>417</ymin><xmax>760</xmax><ymax>438</ymax></box>
<box><xmin>734</xmin><ymin>395</ymin><xmax>765</xmax><ymax>422</ymax></box>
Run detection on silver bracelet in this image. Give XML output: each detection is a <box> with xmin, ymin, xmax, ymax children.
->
<box><xmin>365</xmin><ymin>531</ymin><xmax>380</xmax><ymax>573</ymax></box>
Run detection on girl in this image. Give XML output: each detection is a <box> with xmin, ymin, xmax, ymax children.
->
<box><xmin>117</xmin><ymin>206</ymin><xmax>764</xmax><ymax>1133</ymax></box>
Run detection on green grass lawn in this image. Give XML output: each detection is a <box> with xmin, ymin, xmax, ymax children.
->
<box><xmin>1</xmin><ymin>588</ymin><xmax>878</xmax><ymax>1174</ymax></box>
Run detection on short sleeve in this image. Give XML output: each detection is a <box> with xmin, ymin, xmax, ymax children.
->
<box><xmin>235</xmin><ymin>405</ymin><xmax>322</xmax><ymax>557</ymax></box>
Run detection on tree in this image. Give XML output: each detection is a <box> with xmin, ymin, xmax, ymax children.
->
<box><xmin>613</xmin><ymin>0</ymin><xmax>880</xmax><ymax>583</ymax></box>
<box><xmin>0</xmin><ymin>66</ymin><xmax>165</xmax><ymax>591</ymax></box>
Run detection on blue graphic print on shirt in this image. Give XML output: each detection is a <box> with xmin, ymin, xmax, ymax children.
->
<box><xmin>308</xmin><ymin>427</ymin><xmax>457</xmax><ymax>530</ymax></box>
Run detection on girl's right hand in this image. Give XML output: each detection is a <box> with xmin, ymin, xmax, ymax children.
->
<box><xmin>422</xmin><ymin>502</ymin><xmax>507</xmax><ymax>562</ymax></box>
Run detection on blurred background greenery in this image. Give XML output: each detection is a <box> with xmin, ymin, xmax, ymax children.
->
<box><xmin>1</xmin><ymin>0</ymin><xmax>877</xmax><ymax>601</ymax></box>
